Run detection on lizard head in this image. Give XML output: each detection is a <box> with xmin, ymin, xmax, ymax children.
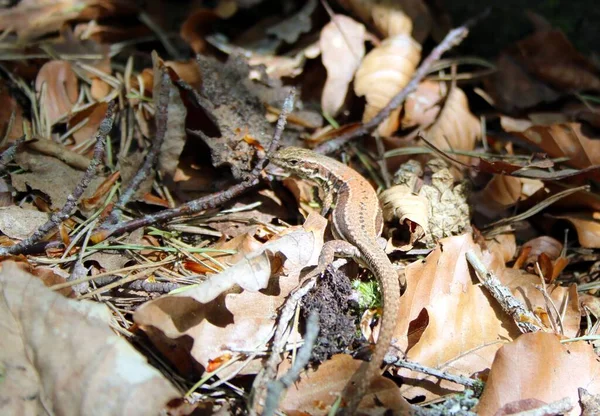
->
<box><xmin>270</xmin><ymin>146</ymin><xmax>319</xmax><ymax>179</ymax></box>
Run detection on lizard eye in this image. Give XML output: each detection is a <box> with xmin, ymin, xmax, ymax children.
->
<box><xmin>287</xmin><ymin>159</ymin><xmax>299</xmax><ymax>166</ymax></box>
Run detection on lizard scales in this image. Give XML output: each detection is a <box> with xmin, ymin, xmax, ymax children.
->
<box><xmin>271</xmin><ymin>147</ymin><xmax>404</xmax><ymax>414</ymax></box>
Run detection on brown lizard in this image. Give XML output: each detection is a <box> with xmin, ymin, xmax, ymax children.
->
<box><xmin>270</xmin><ymin>147</ymin><xmax>405</xmax><ymax>414</ymax></box>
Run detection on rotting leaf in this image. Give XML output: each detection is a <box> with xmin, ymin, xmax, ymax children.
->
<box><xmin>0</xmin><ymin>206</ymin><xmax>48</xmax><ymax>240</ymax></box>
<box><xmin>475</xmin><ymin>332</ymin><xmax>600</xmax><ymax>416</ymax></box>
<box><xmin>0</xmin><ymin>261</ymin><xmax>179</xmax><ymax>416</ymax></box>
<box><xmin>320</xmin><ymin>14</ymin><xmax>366</xmax><ymax>117</ymax></box>
<box><xmin>189</xmin><ymin>55</ymin><xmax>274</xmax><ymax>180</ymax></box>
<box><xmin>11</xmin><ymin>149</ymin><xmax>105</xmax><ymax>209</ymax></box>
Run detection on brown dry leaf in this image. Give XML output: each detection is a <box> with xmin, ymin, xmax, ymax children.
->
<box><xmin>0</xmin><ymin>0</ymin><xmax>129</xmax><ymax>40</ymax></box>
<box><xmin>520</xmin><ymin>236</ymin><xmax>562</xmax><ymax>264</ymax></box>
<box><xmin>483</xmin><ymin>233</ymin><xmax>517</xmax><ymax>263</ymax></box>
<box><xmin>35</xmin><ymin>60</ymin><xmax>79</xmax><ymax>126</ymax></box>
<box><xmin>153</xmin><ymin>55</ymin><xmax>188</xmax><ymax>181</ymax></box>
<box><xmin>0</xmin><ymin>80</ymin><xmax>25</xmax><ymax>142</ymax></box>
<box><xmin>475</xmin><ymin>332</ymin><xmax>600</xmax><ymax>416</ymax></box>
<box><xmin>68</xmin><ymin>101</ymin><xmax>109</xmax><ymax>148</ymax></box>
<box><xmin>354</xmin><ymin>34</ymin><xmax>421</xmax><ymax>136</ymax></box>
<box><xmin>401</xmin><ymin>80</ymin><xmax>443</xmax><ymax>131</ymax></box>
<box><xmin>134</xmin><ymin>214</ymin><xmax>327</xmax><ymax>377</ymax></box>
<box><xmin>320</xmin><ymin>14</ymin><xmax>366</xmax><ymax>117</ymax></box>
<box><xmin>484</xmin><ymin>46</ymin><xmax>560</xmax><ymax>113</ymax></box>
<box><xmin>502</xmin><ymin>119</ymin><xmax>600</xmax><ymax>169</ymax></box>
<box><xmin>516</xmin><ymin>29</ymin><xmax>600</xmax><ymax>92</ymax></box>
<box><xmin>0</xmin><ymin>261</ymin><xmax>179</xmax><ymax>416</ymax></box>
<box><xmin>393</xmin><ymin>234</ymin><xmax>519</xmax><ymax>401</ymax></box>
<box><xmin>11</xmin><ymin>149</ymin><xmax>105</xmax><ymax>209</ymax></box>
<box><xmin>336</xmin><ymin>0</ymin><xmax>431</xmax><ymax>43</ymax></box>
<box><xmin>166</xmin><ymin>60</ymin><xmax>202</xmax><ymax>90</ymax></box>
<box><xmin>550</xmin><ymin>212</ymin><xmax>600</xmax><ymax>248</ymax></box>
<box><xmin>266</xmin><ymin>0</ymin><xmax>317</xmax><ymax>44</ymax></box>
<box><xmin>421</xmin><ymin>85</ymin><xmax>480</xmax><ymax>160</ymax></box>
<box><xmin>0</xmin><ymin>206</ymin><xmax>48</xmax><ymax>240</ymax></box>
<box><xmin>186</xmin><ymin>231</ymin><xmax>264</xmax><ymax>274</ymax></box>
<box><xmin>473</xmin><ymin>175</ymin><xmax>544</xmax><ymax>218</ymax></box>
<box><xmin>180</xmin><ymin>8</ymin><xmax>220</xmax><ymax>54</ymax></box>
<box><xmin>279</xmin><ymin>354</ymin><xmax>411</xmax><ymax>414</ymax></box>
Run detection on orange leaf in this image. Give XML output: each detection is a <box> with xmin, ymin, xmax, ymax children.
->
<box><xmin>476</xmin><ymin>332</ymin><xmax>600</xmax><ymax>415</ymax></box>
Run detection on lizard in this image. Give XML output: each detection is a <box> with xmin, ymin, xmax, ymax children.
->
<box><xmin>270</xmin><ymin>146</ymin><xmax>406</xmax><ymax>414</ymax></box>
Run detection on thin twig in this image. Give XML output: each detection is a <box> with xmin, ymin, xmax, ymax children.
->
<box><xmin>313</xmin><ymin>26</ymin><xmax>470</xmax><ymax>154</ymax></box>
<box><xmin>91</xmin><ymin>89</ymin><xmax>296</xmax><ymax>242</ymax></box>
<box><xmin>0</xmin><ymin>102</ymin><xmax>116</xmax><ymax>256</ymax></box>
<box><xmin>0</xmin><ymin>135</ymin><xmax>25</xmax><ymax>172</ymax></box>
<box><xmin>101</xmin><ymin>68</ymin><xmax>172</xmax><ymax>230</ymax></box>
<box><xmin>388</xmin><ymin>357</ymin><xmax>484</xmax><ymax>393</ymax></box>
<box><xmin>510</xmin><ymin>397</ymin><xmax>573</xmax><ymax>416</ymax></box>
<box><xmin>466</xmin><ymin>251</ymin><xmax>543</xmax><ymax>333</ymax></box>
<box><xmin>262</xmin><ymin>311</ymin><xmax>320</xmax><ymax>416</ymax></box>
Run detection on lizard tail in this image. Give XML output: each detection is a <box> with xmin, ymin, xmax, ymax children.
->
<box><xmin>340</xmin><ymin>244</ymin><xmax>402</xmax><ymax>415</ymax></box>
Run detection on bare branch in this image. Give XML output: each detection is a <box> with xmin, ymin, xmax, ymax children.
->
<box><xmin>0</xmin><ymin>101</ymin><xmax>116</xmax><ymax>256</ymax></box>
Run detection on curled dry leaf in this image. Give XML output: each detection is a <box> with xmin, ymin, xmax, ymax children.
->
<box><xmin>392</xmin><ymin>234</ymin><xmax>518</xmax><ymax>401</ymax></box>
<box><xmin>421</xmin><ymin>85</ymin><xmax>480</xmax><ymax>161</ymax></box>
<box><xmin>134</xmin><ymin>213</ymin><xmax>327</xmax><ymax>377</ymax></box>
<box><xmin>0</xmin><ymin>261</ymin><xmax>179</xmax><ymax>416</ymax></box>
<box><xmin>502</xmin><ymin>118</ymin><xmax>600</xmax><ymax>169</ymax></box>
<box><xmin>380</xmin><ymin>183</ymin><xmax>430</xmax><ymax>248</ymax></box>
<box><xmin>153</xmin><ymin>56</ymin><xmax>188</xmax><ymax>181</ymax></box>
<box><xmin>520</xmin><ymin>236</ymin><xmax>563</xmax><ymax>265</ymax></box>
<box><xmin>383</xmin><ymin>160</ymin><xmax>470</xmax><ymax>250</ymax></box>
<box><xmin>336</xmin><ymin>0</ymin><xmax>431</xmax><ymax>43</ymax></box>
<box><xmin>475</xmin><ymin>332</ymin><xmax>600</xmax><ymax>416</ymax></box>
<box><xmin>473</xmin><ymin>175</ymin><xmax>544</xmax><ymax>218</ymax></box>
<box><xmin>354</xmin><ymin>34</ymin><xmax>421</xmax><ymax>136</ymax></box>
<box><xmin>550</xmin><ymin>212</ymin><xmax>600</xmax><ymax>249</ymax></box>
<box><xmin>0</xmin><ymin>0</ymin><xmax>127</xmax><ymax>40</ymax></box>
<box><xmin>320</xmin><ymin>14</ymin><xmax>366</xmax><ymax>117</ymax></box>
<box><xmin>35</xmin><ymin>60</ymin><xmax>79</xmax><ymax>126</ymax></box>
<box><xmin>279</xmin><ymin>354</ymin><xmax>410</xmax><ymax>414</ymax></box>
